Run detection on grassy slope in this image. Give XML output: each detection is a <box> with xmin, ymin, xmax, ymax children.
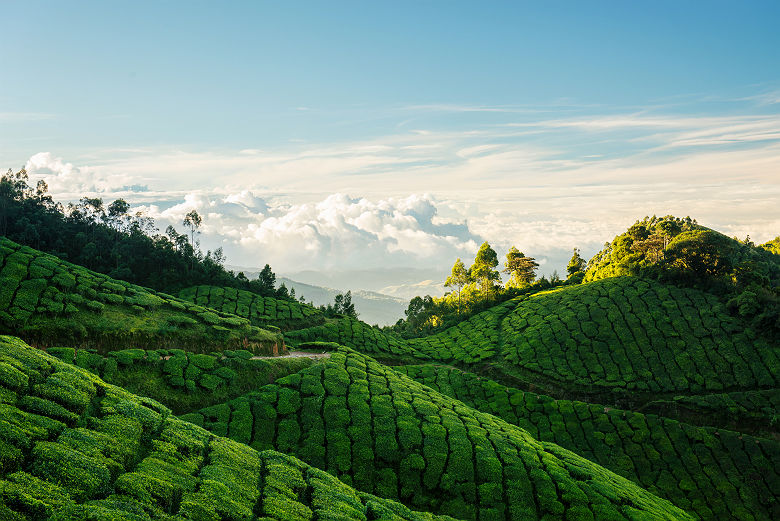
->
<box><xmin>0</xmin><ymin>237</ymin><xmax>283</xmax><ymax>354</ymax></box>
<box><xmin>179</xmin><ymin>285</ymin><xmax>326</xmax><ymax>331</ymax></box>
<box><xmin>396</xmin><ymin>364</ymin><xmax>780</xmax><ymax>521</ymax></box>
<box><xmin>184</xmin><ymin>347</ymin><xmax>693</xmax><ymax>521</ymax></box>
<box><xmin>0</xmin><ymin>336</ymin><xmax>455</xmax><ymax>521</ymax></box>
<box><xmin>45</xmin><ymin>347</ymin><xmax>319</xmax><ymax>415</ymax></box>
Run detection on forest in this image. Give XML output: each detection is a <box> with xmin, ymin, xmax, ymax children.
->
<box><xmin>0</xmin><ymin>166</ymin><xmax>779</xmax><ymax>521</ymax></box>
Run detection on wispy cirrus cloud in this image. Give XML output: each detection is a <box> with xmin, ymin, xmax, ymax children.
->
<box><xmin>0</xmin><ymin>112</ymin><xmax>56</xmax><ymax>122</ymax></box>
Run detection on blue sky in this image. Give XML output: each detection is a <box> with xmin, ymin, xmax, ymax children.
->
<box><xmin>1</xmin><ymin>2</ymin><xmax>779</xmax><ymax>286</ymax></box>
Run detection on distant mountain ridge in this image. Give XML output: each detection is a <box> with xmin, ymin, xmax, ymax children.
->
<box><xmin>227</xmin><ymin>265</ymin><xmax>410</xmax><ymax>325</ymax></box>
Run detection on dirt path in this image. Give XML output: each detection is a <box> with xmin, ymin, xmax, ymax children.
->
<box><xmin>251</xmin><ymin>350</ymin><xmax>331</xmax><ymax>360</ymax></box>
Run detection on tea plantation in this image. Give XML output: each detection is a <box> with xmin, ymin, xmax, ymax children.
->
<box><xmin>179</xmin><ymin>285</ymin><xmax>325</xmax><ymax>331</ymax></box>
<box><xmin>640</xmin><ymin>389</ymin><xmax>780</xmax><ymax>437</ymax></box>
<box><xmin>285</xmin><ymin>316</ymin><xmax>426</xmax><ymax>359</ymax></box>
<box><xmin>405</xmin><ymin>299</ymin><xmax>521</xmax><ymax>365</ymax></box>
<box><xmin>500</xmin><ymin>277</ymin><xmax>779</xmax><ymax>395</ymax></box>
<box><xmin>0</xmin><ymin>237</ymin><xmax>283</xmax><ymax>354</ymax></box>
<box><xmin>184</xmin><ymin>347</ymin><xmax>693</xmax><ymax>521</ymax></box>
<box><xmin>0</xmin><ymin>336</ymin><xmax>459</xmax><ymax>521</ymax></box>
<box><xmin>397</xmin><ymin>364</ymin><xmax>780</xmax><ymax>521</ymax></box>
<box><xmin>44</xmin><ymin>346</ymin><xmax>318</xmax><ymax>415</ymax></box>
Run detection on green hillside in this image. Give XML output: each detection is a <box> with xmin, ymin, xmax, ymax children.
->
<box><xmin>285</xmin><ymin>316</ymin><xmax>424</xmax><ymax>359</ymax></box>
<box><xmin>405</xmin><ymin>299</ymin><xmax>520</xmax><ymax>364</ymax></box>
<box><xmin>0</xmin><ymin>237</ymin><xmax>282</xmax><ymax>354</ymax></box>
<box><xmin>286</xmin><ymin>275</ymin><xmax>778</xmax><ymax>404</ymax></box>
<box><xmin>640</xmin><ymin>390</ymin><xmax>780</xmax><ymax>436</ymax></box>
<box><xmin>184</xmin><ymin>347</ymin><xmax>693</xmax><ymax>521</ymax></box>
<box><xmin>179</xmin><ymin>285</ymin><xmax>325</xmax><ymax>331</ymax></box>
<box><xmin>500</xmin><ymin>277</ymin><xmax>778</xmax><ymax>395</ymax></box>
<box><xmin>45</xmin><ymin>346</ymin><xmax>318</xmax><ymax>415</ymax></box>
<box><xmin>0</xmin><ymin>335</ymin><xmax>457</xmax><ymax>521</ymax></box>
<box><xmin>396</xmin><ymin>364</ymin><xmax>780</xmax><ymax>521</ymax></box>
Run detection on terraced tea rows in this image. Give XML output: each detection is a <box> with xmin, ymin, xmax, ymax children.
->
<box><xmin>397</xmin><ymin>364</ymin><xmax>780</xmax><ymax>520</ymax></box>
<box><xmin>45</xmin><ymin>347</ymin><xmax>318</xmax><ymax>414</ymax></box>
<box><xmin>179</xmin><ymin>285</ymin><xmax>325</xmax><ymax>331</ymax></box>
<box><xmin>405</xmin><ymin>299</ymin><xmax>519</xmax><ymax>365</ymax></box>
<box><xmin>0</xmin><ymin>237</ymin><xmax>283</xmax><ymax>353</ymax></box>
<box><xmin>501</xmin><ymin>277</ymin><xmax>779</xmax><ymax>394</ymax></box>
<box><xmin>0</xmin><ymin>336</ymin><xmax>455</xmax><ymax>521</ymax></box>
<box><xmin>642</xmin><ymin>390</ymin><xmax>780</xmax><ymax>436</ymax></box>
<box><xmin>285</xmin><ymin>317</ymin><xmax>425</xmax><ymax>358</ymax></box>
<box><xmin>184</xmin><ymin>347</ymin><xmax>692</xmax><ymax>521</ymax></box>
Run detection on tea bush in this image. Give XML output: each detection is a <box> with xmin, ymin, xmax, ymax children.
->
<box><xmin>186</xmin><ymin>347</ymin><xmax>692</xmax><ymax>521</ymax></box>
<box><xmin>179</xmin><ymin>284</ymin><xmax>325</xmax><ymax>331</ymax></box>
<box><xmin>397</xmin><ymin>363</ymin><xmax>780</xmax><ymax>521</ymax></box>
<box><xmin>501</xmin><ymin>277</ymin><xmax>779</xmax><ymax>394</ymax></box>
<box><xmin>0</xmin><ymin>335</ymin><xmax>456</xmax><ymax>521</ymax></box>
<box><xmin>0</xmin><ymin>237</ymin><xmax>283</xmax><ymax>354</ymax></box>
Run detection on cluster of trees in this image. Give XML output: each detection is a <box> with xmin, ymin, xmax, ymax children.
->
<box><xmin>0</xmin><ymin>167</ymin><xmax>293</xmax><ymax>299</ymax></box>
<box><xmin>388</xmin><ymin>242</ymin><xmax>587</xmax><ymax>338</ymax></box>
<box><xmin>587</xmin><ymin>215</ymin><xmax>780</xmax><ymax>336</ymax></box>
<box><xmin>317</xmin><ymin>290</ymin><xmax>358</xmax><ymax>319</ymax></box>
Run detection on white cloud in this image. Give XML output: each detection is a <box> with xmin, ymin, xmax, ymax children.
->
<box><xmin>19</xmin><ymin>97</ymin><xmax>780</xmax><ymax>278</ymax></box>
<box><xmin>132</xmin><ymin>191</ymin><xmax>482</xmax><ymax>272</ymax></box>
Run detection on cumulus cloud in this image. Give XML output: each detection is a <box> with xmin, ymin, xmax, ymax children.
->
<box><xmin>17</xmin><ymin>92</ymin><xmax>780</xmax><ymax>277</ymax></box>
<box><xmin>133</xmin><ymin>192</ymin><xmax>482</xmax><ymax>272</ymax></box>
<box><xmin>24</xmin><ymin>152</ymin><xmax>137</xmax><ymax>196</ymax></box>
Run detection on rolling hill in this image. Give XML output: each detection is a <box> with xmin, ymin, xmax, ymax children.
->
<box><xmin>183</xmin><ymin>347</ymin><xmax>693</xmax><ymax>521</ymax></box>
<box><xmin>396</xmin><ymin>363</ymin><xmax>780</xmax><ymax>520</ymax></box>
<box><xmin>0</xmin><ymin>335</ymin><xmax>458</xmax><ymax>521</ymax></box>
<box><xmin>0</xmin><ymin>237</ymin><xmax>283</xmax><ymax>354</ymax></box>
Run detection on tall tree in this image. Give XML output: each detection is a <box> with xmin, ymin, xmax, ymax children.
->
<box><xmin>445</xmin><ymin>258</ymin><xmax>470</xmax><ymax>314</ymax></box>
<box><xmin>472</xmin><ymin>242</ymin><xmax>500</xmax><ymax>303</ymax></box>
<box><xmin>183</xmin><ymin>210</ymin><xmax>202</xmax><ymax>248</ymax></box>
<box><xmin>257</xmin><ymin>264</ymin><xmax>276</xmax><ymax>295</ymax></box>
<box><xmin>566</xmin><ymin>248</ymin><xmax>586</xmax><ymax>278</ymax></box>
<box><xmin>504</xmin><ymin>246</ymin><xmax>538</xmax><ymax>288</ymax></box>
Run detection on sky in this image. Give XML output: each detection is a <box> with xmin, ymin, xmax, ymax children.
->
<box><xmin>2</xmin><ymin>1</ymin><xmax>779</xmax><ymax>287</ymax></box>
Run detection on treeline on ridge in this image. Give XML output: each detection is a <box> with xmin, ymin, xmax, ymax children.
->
<box><xmin>0</xmin><ymin>167</ymin><xmax>288</xmax><ymax>298</ymax></box>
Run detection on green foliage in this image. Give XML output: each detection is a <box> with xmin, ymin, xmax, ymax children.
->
<box><xmin>584</xmin><ymin>218</ymin><xmax>780</xmax><ymax>337</ymax></box>
<box><xmin>191</xmin><ymin>347</ymin><xmax>693</xmax><ymax>521</ymax></box>
<box><xmin>501</xmin><ymin>277</ymin><xmax>778</xmax><ymax>394</ymax></box>
<box><xmin>0</xmin><ymin>336</ymin><xmax>456</xmax><ymax>521</ymax></box>
<box><xmin>397</xmin><ymin>363</ymin><xmax>780</xmax><ymax>521</ymax></box>
<box><xmin>179</xmin><ymin>284</ymin><xmax>325</xmax><ymax>332</ymax></box>
<box><xmin>45</xmin><ymin>347</ymin><xmax>319</xmax><ymax>416</ymax></box>
<box><xmin>0</xmin><ymin>237</ymin><xmax>284</xmax><ymax>355</ymax></box>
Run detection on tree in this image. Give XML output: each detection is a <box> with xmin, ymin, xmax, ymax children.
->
<box><xmin>107</xmin><ymin>199</ymin><xmax>130</xmax><ymax>232</ymax></box>
<box><xmin>444</xmin><ymin>258</ymin><xmax>470</xmax><ymax>314</ymax></box>
<box><xmin>472</xmin><ymin>242</ymin><xmax>500</xmax><ymax>302</ymax></box>
<box><xmin>566</xmin><ymin>248</ymin><xmax>586</xmax><ymax>278</ymax></box>
<box><xmin>257</xmin><ymin>264</ymin><xmax>276</xmax><ymax>295</ymax></box>
<box><xmin>183</xmin><ymin>210</ymin><xmax>202</xmax><ymax>248</ymax></box>
<box><xmin>503</xmin><ymin>246</ymin><xmax>538</xmax><ymax>288</ymax></box>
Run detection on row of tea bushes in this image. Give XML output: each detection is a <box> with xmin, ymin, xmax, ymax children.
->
<box><xmin>406</xmin><ymin>299</ymin><xmax>519</xmax><ymax>365</ymax></box>
<box><xmin>179</xmin><ymin>284</ymin><xmax>326</xmax><ymax>331</ymax></box>
<box><xmin>0</xmin><ymin>237</ymin><xmax>283</xmax><ymax>354</ymax></box>
<box><xmin>0</xmin><ymin>336</ymin><xmax>455</xmax><ymax>521</ymax></box>
<box><xmin>284</xmin><ymin>317</ymin><xmax>427</xmax><ymax>359</ymax></box>
<box><xmin>45</xmin><ymin>347</ymin><xmax>319</xmax><ymax>415</ymax></box>
<box><xmin>642</xmin><ymin>389</ymin><xmax>780</xmax><ymax>437</ymax></box>
<box><xmin>183</xmin><ymin>347</ymin><xmax>692</xmax><ymax>521</ymax></box>
<box><xmin>501</xmin><ymin>277</ymin><xmax>779</xmax><ymax>394</ymax></box>
<box><xmin>397</xmin><ymin>364</ymin><xmax>780</xmax><ymax>521</ymax></box>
